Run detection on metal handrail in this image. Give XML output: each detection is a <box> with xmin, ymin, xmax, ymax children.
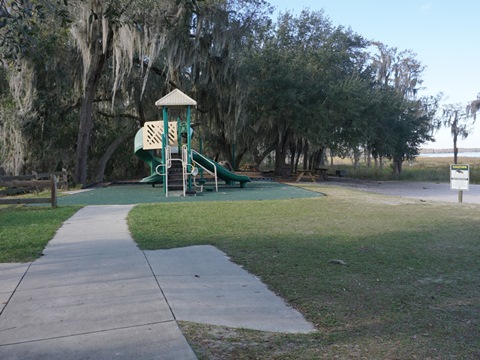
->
<box><xmin>191</xmin><ymin>150</ymin><xmax>218</xmax><ymax>192</ymax></box>
<box><xmin>181</xmin><ymin>145</ymin><xmax>188</xmax><ymax>196</ymax></box>
<box><xmin>155</xmin><ymin>145</ymin><xmax>173</xmax><ymax>197</ymax></box>
<box><xmin>155</xmin><ymin>146</ymin><xmax>170</xmax><ymax>175</ymax></box>
<box><xmin>164</xmin><ymin>146</ymin><xmax>186</xmax><ymax>197</ymax></box>
<box><xmin>156</xmin><ymin>147</ymin><xmax>218</xmax><ymax>197</ymax></box>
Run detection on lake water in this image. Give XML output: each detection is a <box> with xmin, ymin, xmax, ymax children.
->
<box><xmin>419</xmin><ymin>152</ymin><xmax>480</xmax><ymax>158</ymax></box>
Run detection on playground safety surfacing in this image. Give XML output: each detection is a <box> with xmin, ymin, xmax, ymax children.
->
<box><xmin>58</xmin><ymin>181</ymin><xmax>323</xmax><ymax>206</ymax></box>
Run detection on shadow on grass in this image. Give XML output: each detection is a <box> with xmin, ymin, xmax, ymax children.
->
<box><xmin>233</xmin><ymin>225</ymin><xmax>480</xmax><ymax>358</ymax></box>
<box><xmin>129</xmin><ymin>198</ymin><xmax>480</xmax><ymax>358</ymax></box>
<box><xmin>3</xmin><ymin>186</ymin><xmax>478</xmax><ymax>357</ymax></box>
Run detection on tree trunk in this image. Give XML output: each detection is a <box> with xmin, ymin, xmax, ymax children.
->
<box><xmin>366</xmin><ymin>146</ymin><xmax>372</xmax><ymax>168</ymax></box>
<box><xmin>274</xmin><ymin>141</ymin><xmax>286</xmax><ymax>175</ymax></box>
<box><xmin>311</xmin><ymin>148</ymin><xmax>325</xmax><ymax>170</ymax></box>
<box><xmin>274</xmin><ymin>126</ymin><xmax>292</xmax><ymax>175</ymax></box>
<box><xmin>234</xmin><ymin>147</ymin><xmax>248</xmax><ymax>171</ymax></box>
<box><xmin>220</xmin><ymin>140</ymin><xmax>247</xmax><ymax>171</ymax></box>
<box><xmin>73</xmin><ymin>36</ymin><xmax>111</xmax><ymax>185</ymax></box>
<box><xmin>74</xmin><ymin>82</ymin><xmax>96</xmax><ymax>185</ymax></box>
<box><xmin>294</xmin><ymin>138</ymin><xmax>304</xmax><ymax>173</ymax></box>
<box><xmin>289</xmin><ymin>140</ymin><xmax>296</xmax><ymax>173</ymax></box>
<box><xmin>253</xmin><ymin>142</ymin><xmax>277</xmax><ymax>169</ymax></box>
<box><xmin>352</xmin><ymin>148</ymin><xmax>360</xmax><ymax>169</ymax></box>
<box><xmin>302</xmin><ymin>140</ymin><xmax>309</xmax><ymax>170</ymax></box>
<box><xmin>95</xmin><ymin>132</ymin><xmax>135</xmax><ymax>182</ymax></box>
<box><xmin>453</xmin><ymin>133</ymin><xmax>458</xmax><ymax>164</ymax></box>
<box><xmin>393</xmin><ymin>158</ymin><xmax>403</xmax><ymax>176</ymax></box>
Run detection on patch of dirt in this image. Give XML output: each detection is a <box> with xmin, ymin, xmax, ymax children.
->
<box><xmin>178</xmin><ymin>321</ymin><xmax>317</xmax><ymax>359</ymax></box>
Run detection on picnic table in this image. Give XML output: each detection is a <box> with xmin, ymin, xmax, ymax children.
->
<box><xmin>314</xmin><ymin>168</ymin><xmax>328</xmax><ymax>180</ymax></box>
<box><xmin>296</xmin><ymin>170</ymin><xmax>317</xmax><ymax>182</ymax></box>
<box><xmin>295</xmin><ymin>168</ymin><xmax>329</xmax><ymax>182</ymax></box>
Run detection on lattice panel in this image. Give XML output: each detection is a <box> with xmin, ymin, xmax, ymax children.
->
<box><xmin>142</xmin><ymin>121</ymin><xmax>178</xmax><ymax>150</ymax></box>
<box><xmin>166</xmin><ymin>122</ymin><xmax>178</xmax><ymax>145</ymax></box>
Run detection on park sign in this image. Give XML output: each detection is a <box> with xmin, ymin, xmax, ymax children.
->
<box><xmin>450</xmin><ymin>164</ymin><xmax>469</xmax><ymax>191</ymax></box>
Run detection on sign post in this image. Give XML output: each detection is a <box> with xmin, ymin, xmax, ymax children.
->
<box><xmin>450</xmin><ymin>164</ymin><xmax>469</xmax><ymax>203</ymax></box>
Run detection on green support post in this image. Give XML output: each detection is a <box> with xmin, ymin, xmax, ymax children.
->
<box><xmin>162</xmin><ymin>107</ymin><xmax>169</xmax><ymax>194</ymax></box>
<box><xmin>186</xmin><ymin>105</ymin><xmax>192</xmax><ymax>190</ymax></box>
<box><xmin>154</xmin><ymin>89</ymin><xmax>199</xmax><ymax>196</ymax></box>
<box><xmin>199</xmin><ymin>136</ymin><xmax>204</xmax><ymax>180</ymax></box>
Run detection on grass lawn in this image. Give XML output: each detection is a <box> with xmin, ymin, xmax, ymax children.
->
<box><xmin>128</xmin><ymin>185</ymin><xmax>480</xmax><ymax>359</ymax></box>
<box><xmin>0</xmin><ymin>206</ymin><xmax>81</xmax><ymax>262</ymax></box>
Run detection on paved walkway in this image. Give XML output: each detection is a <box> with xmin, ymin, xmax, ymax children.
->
<box><xmin>327</xmin><ymin>180</ymin><xmax>480</xmax><ymax>204</ymax></box>
<box><xmin>0</xmin><ymin>205</ymin><xmax>314</xmax><ymax>359</ymax></box>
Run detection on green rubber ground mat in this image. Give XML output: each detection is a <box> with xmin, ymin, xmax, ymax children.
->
<box><xmin>58</xmin><ymin>181</ymin><xmax>323</xmax><ymax>205</ymax></box>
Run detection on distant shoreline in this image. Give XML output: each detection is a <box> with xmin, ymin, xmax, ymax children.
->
<box><xmin>419</xmin><ymin>148</ymin><xmax>480</xmax><ymax>154</ymax></box>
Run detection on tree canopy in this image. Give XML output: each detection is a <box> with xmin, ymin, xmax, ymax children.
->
<box><xmin>1</xmin><ymin>0</ymin><xmax>442</xmax><ymax>181</ymax></box>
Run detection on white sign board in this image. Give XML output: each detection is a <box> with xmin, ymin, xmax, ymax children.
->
<box><xmin>450</xmin><ymin>164</ymin><xmax>469</xmax><ymax>191</ymax></box>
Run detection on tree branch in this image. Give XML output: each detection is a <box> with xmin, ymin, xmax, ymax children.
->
<box><xmin>96</xmin><ymin>109</ymin><xmax>142</xmax><ymax>122</ymax></box>
<box><xmin>135</xmin><ymin>58</ymin><xmax>211</xmax><ymax>114</ymax></box>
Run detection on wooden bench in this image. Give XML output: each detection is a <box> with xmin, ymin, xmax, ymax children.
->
<box><xmin>0</xmin><ymin>169</ymin><xmax>67</xmax><ymax>208</ymax></box>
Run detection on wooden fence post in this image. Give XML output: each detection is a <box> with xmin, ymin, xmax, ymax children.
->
<box><xmin>32</xmin><ymin>171</ymin><xmax>39</xmax><ymax>194</ymax></box>
<box><xmin>62</xmin><ymin>168</ymin><xmax>68</xmax><ymax>189</ymax></box>
<box><xmin>50</xmin><ymin>175</ymin><xmax>58</xmax><ymax>208</ymax></box>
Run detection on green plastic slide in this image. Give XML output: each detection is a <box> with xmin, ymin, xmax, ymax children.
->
<box><xmin>192</xmin><ymin>151</ymin><xmax>250</xmax><ymax>187</ymax></box>
<box><xmin>135</xmin><ymin>129</ymin><xmax>250</xmax><ymax>187</ymax></box>
<box><xmin>134</xmin><ymin>129</ymin><xmax>163</xmax><ymax>183</ymax></box>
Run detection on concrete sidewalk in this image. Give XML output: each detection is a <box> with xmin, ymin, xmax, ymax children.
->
<box><xmin>144</xmin><ymin>245</ymin><xmax>314</xmax><ymax>333</ymax></box>
<box><xmin>0</xmin><ymin>205</ymin><xmax>314</xmax><ymax>359</ymax></box>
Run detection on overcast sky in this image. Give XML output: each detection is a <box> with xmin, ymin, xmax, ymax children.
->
<box><xmin>267</xmin><ymin>0</ymin><xmax>480</xmax><ymax>149</ymax></box>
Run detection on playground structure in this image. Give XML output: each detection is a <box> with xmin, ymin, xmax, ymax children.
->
<box><xmin>134</xmin><ymin>89</ymin><xmax>250</xmax><ymax>197</ymax></box>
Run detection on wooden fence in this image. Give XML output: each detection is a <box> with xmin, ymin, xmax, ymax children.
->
<box><xmin>0</xmin><ymin>169</ymin><xmax>68</xmax><ymax>208</ymax></box>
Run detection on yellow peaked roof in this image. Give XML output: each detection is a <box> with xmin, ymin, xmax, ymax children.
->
<box><xmin>155</xmin><ymin>89</ymin><xmax>197</xmax><ymax>107</ymax></box>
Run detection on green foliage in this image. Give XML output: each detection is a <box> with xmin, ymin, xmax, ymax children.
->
<box><xmin>244</xmin><ymin>10</ymin><xmax>372</xmax><ymax>173</ymax></box>
<box><xmin>0</xmin><ymin>1</ymin><xmax>70</xmax><ymax>65</ymax></box>
<box><xmin>0</xmin><ymin>1</ymin><xmax>441</xmax><ymax>182</ymax></box>
<box><xmin>0</xmin><ymin>1</ymin><xmax>43</xmax><ymax>63</ymax></box>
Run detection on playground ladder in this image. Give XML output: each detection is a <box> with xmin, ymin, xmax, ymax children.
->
<box><xmin>155</xmin><ymin>146</ymin><xmax>216</xmax><ymax>197</ymax></box>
